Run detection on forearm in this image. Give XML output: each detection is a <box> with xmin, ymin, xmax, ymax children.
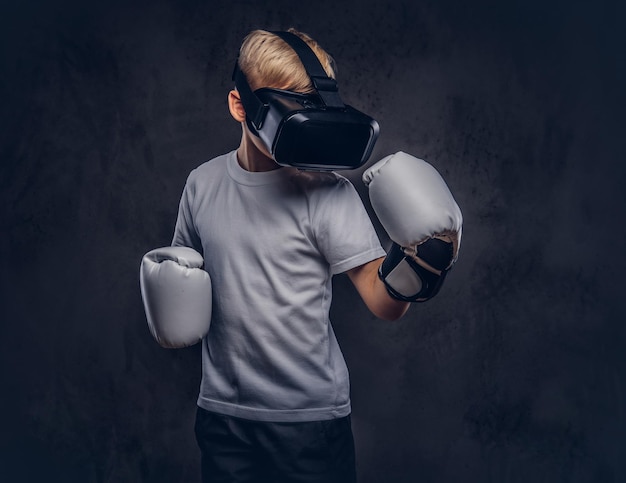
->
<box><xmin>347</xmin><ymin>258</ymin><xmax>410</xmax><ymax>321</ymax></box>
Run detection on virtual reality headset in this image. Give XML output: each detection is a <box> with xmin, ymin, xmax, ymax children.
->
<box><xmin>232</xmin><ymin>31</ymin><xmax>380</xmax><ymax>171</ymax></box>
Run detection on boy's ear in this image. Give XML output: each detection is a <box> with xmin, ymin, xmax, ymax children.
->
<box><xmin>228</xmin><ymin>89</ymin><xmax>246</xmax><ymax>123</ymax></box>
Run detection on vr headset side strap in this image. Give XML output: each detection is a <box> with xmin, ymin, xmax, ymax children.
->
<box><xmin>271</xmin><ymin>31</ymin><xmax>344</xmax><ymax>108</ymax></box>
<box><xmin>232</xmin><ymin>61</ymin><xmax>269</xmax><ymax>130</ymax></box>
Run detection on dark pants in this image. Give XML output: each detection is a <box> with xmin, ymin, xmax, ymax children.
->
<box><xmin>194</xmin><ymin>406</ymin><xmax>357</xmax><ymax>483</ymax></box>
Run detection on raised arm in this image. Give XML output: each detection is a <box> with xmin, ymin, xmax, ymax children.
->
<box><xmin>354</xmin><ymin>151</ymin><xmax>463</xmax><ymax>317</ymax></box>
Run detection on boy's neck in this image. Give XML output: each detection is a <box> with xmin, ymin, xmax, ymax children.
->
<box><xmin>236</xmin><ymin>129</ymin><xmax>281</xmax><ymax>172</ymax></box>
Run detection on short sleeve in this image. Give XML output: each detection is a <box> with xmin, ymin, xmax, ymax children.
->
<box><xmin>313</xmin><ymin>176</ymin><xmax>386</xmax><ymax>275</ymax></box>
<box><xmin>171</xmin><ymin>175</ymin><xmax>203</xmax><ymax>253</ymax></box>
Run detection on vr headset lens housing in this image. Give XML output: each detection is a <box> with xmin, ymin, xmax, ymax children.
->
<box><xmin>233</xmin><ymin>31</ymin><xmax>379</xmax><ymax>171</ymax></box>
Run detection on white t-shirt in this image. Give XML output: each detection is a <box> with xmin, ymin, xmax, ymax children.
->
<box><xmin>172</xmin><ymin>150</ymin><xmax>385</xmax><ymax>422</ymax></box>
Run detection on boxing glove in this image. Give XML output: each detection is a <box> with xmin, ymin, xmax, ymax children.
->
<box><xmin>140</xmin><ymin>246</ymin><xmax>212</xmax><ymax>348</ymax></box>
<box><xmin>363</xmin><ymin>151</ymin><xmax>462</xmax><ymax>302</ymax></box>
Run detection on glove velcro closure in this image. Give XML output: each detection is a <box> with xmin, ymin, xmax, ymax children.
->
<box><xmin>379</xmin><ymin>241</ymin><xmax>452</xmax><ymax>302</ymax></box>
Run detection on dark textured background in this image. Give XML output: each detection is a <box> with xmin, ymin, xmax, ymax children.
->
<box><xmin>1</xmin><ymin>0</ymin><xmax>625</xmax><ymax>481</ymax></box>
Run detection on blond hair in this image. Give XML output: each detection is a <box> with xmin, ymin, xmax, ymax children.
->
<box><xmin>237</xmin><ymin>28</ymin><xmax>336</xmax><ymax>93</ymax></box>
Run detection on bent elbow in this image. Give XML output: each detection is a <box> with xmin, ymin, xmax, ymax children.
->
<box><xmin>375</xmin><ymin>301</ymin><xmax>410</xmax><ymax>322</ymax></box>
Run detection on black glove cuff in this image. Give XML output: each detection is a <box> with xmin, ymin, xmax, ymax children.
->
<box><xmin>379</xmin><ymin>242</ymin><xmax>451</xmax><ymax>303</ymax></box>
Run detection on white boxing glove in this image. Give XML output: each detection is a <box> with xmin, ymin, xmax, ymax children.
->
<box><xmin>363</xmin><ymin>151</ymin><xmax>463</xmax><ymax>302</ymax></box>
<box><xmin>140</xmin><ymin>246</ymin><xmax>212</xmax><ymax>348</ymax></box>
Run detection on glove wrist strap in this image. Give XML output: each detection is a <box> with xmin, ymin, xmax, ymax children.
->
<box><xmin>379</xmin><ymin>242</ymin><xmax>452</xmax><ymax>303</ymax></box>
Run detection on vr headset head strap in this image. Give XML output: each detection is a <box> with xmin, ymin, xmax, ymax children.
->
<box><xmin>232</xmin><ymin>62</ymin><xmax>269</xmax><ymax>130</ymax></box>
<box><xmin>270</xmin><ymin>31</ymin><xmax>344</xmax><ymax>108</ymax></box>
<box><xmin>232</xmin><ymin>30</ymin><xmax>346</xmax><ymax>132</ymax></box>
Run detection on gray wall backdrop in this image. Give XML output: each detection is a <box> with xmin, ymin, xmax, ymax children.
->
<box><xmin>1</xmin><ymin>0</ymin><xmax>625</xmax><ymax>481</ymax></box>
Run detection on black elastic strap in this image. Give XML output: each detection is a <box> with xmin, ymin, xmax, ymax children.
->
<box><xmin>416</xmin><ymin>238</ymin><xmax>454</xmax><ymax>271</ymax></box>
<box><xmin>379</xmin><ymin>242</ymin><xmax>451</xmax><ymax>302</ymax></box>
<box><xmin>231</xmin><ymin>31</ymin><xmax>345</xmax><ymax>131</ymax></box>
<box><xmin>271</xmin><ymin>31</ymin><xmax>344</xmax><ymax>108</ymax></box>
<box><xmin>232</xmin><ymin>63</ymin><xmax>268</xmax><ymax>130</ymax></box>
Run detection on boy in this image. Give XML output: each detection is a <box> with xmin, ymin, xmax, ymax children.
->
<box><xmin>172</xmin><ymin>28</ymin><xmax>409</xmax><ymax>482</ymax></box>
